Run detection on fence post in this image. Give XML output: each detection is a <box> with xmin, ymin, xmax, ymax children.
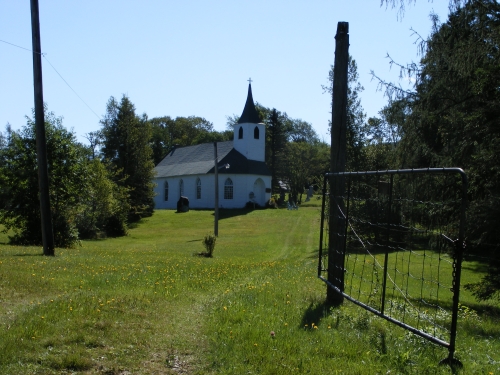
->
<box><xmin>327</xmin><ymin>21</ymin><xmax>349</xmax><ymax>305</ymax></box>
<box><xmin>441</xmin><ymin>170</ymin><xmax>467</xmax><ymax>368</ymax></box>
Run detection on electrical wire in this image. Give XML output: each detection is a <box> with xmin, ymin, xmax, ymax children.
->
<box><xmin>1</xmin><ymin>39</ymin><xmax>102</xmax><ymax>121</ymax></box>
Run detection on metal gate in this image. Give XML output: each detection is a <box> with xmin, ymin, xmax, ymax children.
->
<box><xmin>318</xmin><ymin>168</ymin><xmax>467</xmax><ymax>365</ymax></box>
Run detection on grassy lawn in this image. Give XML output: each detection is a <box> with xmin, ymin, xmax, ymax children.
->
<box><xmin>0</xmin><ymin>206</ymin><xmax>499</xmax><ymax>374</ymax></box>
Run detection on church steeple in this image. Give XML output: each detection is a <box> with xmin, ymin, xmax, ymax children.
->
<box><xmin>238</xmin><ymin>82</ymin><xmax>260</xmax><ymax>124</ymax></box>
<box><xmin>233</xmin><ymin>81</ymin><xmax>266</xmax><ymax>162</ymax></box>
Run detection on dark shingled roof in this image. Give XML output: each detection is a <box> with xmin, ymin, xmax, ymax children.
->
<box><xmin>238</xmin><ymin>84</ymin><xmax>261</xmax><ymax>124</ymax></box>
<box><xmin>154</xmin><ymin>141</ymin><xmax>271</xmax><ymax>178</ymax></box>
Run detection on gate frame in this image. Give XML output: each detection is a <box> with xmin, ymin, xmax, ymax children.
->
<box><xmin>318</xmin><ymin>167</ymin><xmax>467</xmax><ymax>366</ymax></box>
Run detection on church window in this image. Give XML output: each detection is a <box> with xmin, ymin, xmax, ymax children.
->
<box><xmin>164</xmin><ymin>181</ymin><xmax>169</xmax><ymax>201</ymax></box>
<box><xmin>238</xmin><ymin>126</ymin><xmax>243</xmax><ymax>139</ymax></box>
<box><xmin>179</xmin><ymin>179</ymin><xmax>184</xmax><ymax>197</ymax></box>
<box><xmin>196</xmin><ymin>178</ymin><xmax>201</xmax><ymax>199</ymax></box>
<box><xmin>254</xmin><ymin>126</ymin><xmax>259</xmax><ymax>139</ymax></box>
<box><xmin>224</xmin><ymin>178</ymin><xmax>233</xmax><ymax>200</ymax></box>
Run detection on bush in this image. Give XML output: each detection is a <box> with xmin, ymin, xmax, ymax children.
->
<box><xmin>202</xmin><ymin>233</ymin><xmax>217</xmax><ymax>257</ymax></box>
<box><xmin>266</xmin><ymin>197</ymin><xmax>278</xmax><ymax>209</ymax></box>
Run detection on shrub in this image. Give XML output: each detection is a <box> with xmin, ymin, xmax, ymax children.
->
<box><xmin>266</xmin><ymin>197</ymin><xmax>278</xmax><ymax>209</ymax></box>
<box><xmin>202</xmin><ymin>233</ymin><xmax>217</xmax><ymax>257</ymax></box>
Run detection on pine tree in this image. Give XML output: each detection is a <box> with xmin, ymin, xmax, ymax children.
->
<box><xmin>101</xmin><ymin>95</ymin><xmax>155</xmax><ymax>221</ymax></box>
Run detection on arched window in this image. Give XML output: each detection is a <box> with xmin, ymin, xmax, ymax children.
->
<box><xmin>238</xmin><ymin>126</ymin><xmax>243</xmax><ymax>139</ymax></box>
<box><xmin>179</xmin><ymin>179</ymin><xmax>184</xmax><ymax>197</ymax></box>
<box><xmin>196</xmin><ymin>178</ymin><xmax>201</xmax><ymax>199</ymax></box>
<box><xmin>224</xmin><ymin>178</ymin><xmax>233</xmax><ymax>200</ymax></box>
<box><xmin>254</xmin><ymin>126</ymin><xmax>259</xmax><ymax>139</ymax></box>
<box><xmin>164</xmin><ymin>181</ymin><xmax>169</xmax><ymax>201</ymax></box>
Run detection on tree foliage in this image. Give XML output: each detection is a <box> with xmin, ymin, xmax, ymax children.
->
<box><xmin>266</xmin><ymin>109</ymin><xmax>289</xmax><ymax>194</ymax></box>
<box><xmin>75</xmin><ymin>158</ymin><xmax>129</xmax><ymax>238</ymax></box>
<box><xmin>0</xmin><ymin>110</ymin><xmax>130</xmax><ymax>246</ymax></box>
<box><xmin>375</xmin><ymin>0</ymin><xmax>500</xmax><ymax>300</ymax></box>
<box><xmin>101</xmin><ymin>95</ymin><xmax>156</xmax><ymax>221</ymax></box>
<box><xmin>283</xmin><ymin>141</ymin><xmax>330</xmax><ymax>203</ymax></box>
<box><xmin>0</xmin><ymin>111</ymin><xmax>86</xmax><ymax>246</ymax></box>
<box><xmin>149</xmin><ymin>116</ymin><xmax>231</xmax><ymax>165</ymax></box>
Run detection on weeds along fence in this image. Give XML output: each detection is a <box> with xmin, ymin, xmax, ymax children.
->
<box><xmin>318</xmin><ymin>168</ymin><xmax>467</xmax><ymax>364</ymax></box>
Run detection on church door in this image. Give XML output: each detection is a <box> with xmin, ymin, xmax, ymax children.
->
<box><xmin>253</xmin><ymin>178</ymin><xmax>266</xmax><ymax>206</ymax></box>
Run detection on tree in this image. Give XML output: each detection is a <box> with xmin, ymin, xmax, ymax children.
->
<box><xmin>282</xmin><ymin>141</ymin><xmax>330</xmax><ymax>203</ymax></box>
<box><xmin>83</xmin><ymin>130</ymin><xmax>102</xmax><ymax>160</ymax></box>
<box><xmin>75</xmin><ymin>158</ymin><xmax>130</xmax><ymax>238</ymax></box>
<box><xmin>381</xmin><ymin>0</ymin><xmax>471</xmax><ymax>16</ymax></box>
<box><xmin>0</xmin><ymin>110</ymin><xmax>87</xmax><ymax>247</ymax></box>
<box><xmin>375</xmin><ymin>0</ymin><xmax>500</xmax><ymax>300</ymax></box>
<box><xmin>150</xmin><ymin>116</ymin><xmax>231</xmax><ymax>165</ymax></box>
<box><xmin>266</xmin><ymin>109</ymin><xmax>289</xmax><ymax>194</ymax></box>
<box><xmin>101</xmin><ymin>95</ymin><xmax>156</xmax><ymax>221</ymax></box>
<box><xmin>288</xmin><ymin>119</ymin><xmax>319</xmax><ymax>144</ymax></box>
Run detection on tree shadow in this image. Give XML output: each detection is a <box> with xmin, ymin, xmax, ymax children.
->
<box><xmin>300</xmin><ymin>300</ymin><xmax>337</xmax><ymax>327</ymax></box>
<box><xmin>307</xmin><ymin>248</ymin><xmax>320</xmax><ymax>259</ymax></box>
<box><xmin>217</xmin><ymin>208</ymin><xmax>257</xmax><ymax>220</ymax></box>
<box><xmin>13</xmin><ymin>252</ymin><xmax>44</xmax><ymax>257</ymax></box>
<box><xmin>461</xmin><ymin>261</ymin><xmax>489</xmax><ymax>274</ymax></box>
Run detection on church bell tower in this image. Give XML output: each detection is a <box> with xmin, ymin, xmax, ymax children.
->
<box><xmin>233</xmin><ymin>81</ymin><xmax>266</xmax><ymax>162</ymax></box>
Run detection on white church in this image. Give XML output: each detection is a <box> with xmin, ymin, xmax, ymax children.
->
<box><xmin>153</xmin><ymin>84</ymin><xmax>272</xmax><ymax>209</ymax></box>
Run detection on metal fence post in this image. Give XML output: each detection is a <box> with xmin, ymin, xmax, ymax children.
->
<box><xmin>327</xmin><ymin>21</ymin><xmax>349</xmax><ymax>305</ymax></box>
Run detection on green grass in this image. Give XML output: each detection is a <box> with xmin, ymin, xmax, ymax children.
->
<box><xmin>0</xmin><ymin>207</ymin><xmax>499</xmax><ymax>374</ymax></box>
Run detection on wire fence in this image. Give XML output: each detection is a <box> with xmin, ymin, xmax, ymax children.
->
<box><xmin>318</xmin><ymin>168</ymin><xmax>467</xmax><ymax>363</ymax></box>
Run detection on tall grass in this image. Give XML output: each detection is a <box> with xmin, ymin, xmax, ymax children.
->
<box><xmin>0</xmin><ymin>207</ymin><xmax>499</xmax><ymax>374</ymax></box>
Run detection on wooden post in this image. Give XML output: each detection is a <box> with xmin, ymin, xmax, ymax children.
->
<box><xmin>327</xmin><ymin>22</ymin><xmax>349</xmax><ymax>305</ymax></box>
<box><xmin>214</xmin><ymin>142</ymin><xmax>219</xmax><ymax>237</ymax></box>
<box><xmin>30</xmin><ymin>0</ymin><xmax>54</xmax><ymax>255</ymax></box>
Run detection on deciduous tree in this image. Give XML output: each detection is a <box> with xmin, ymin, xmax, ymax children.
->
<box><xmin>0</xmin><ymin>110</ymin><xmax>86</xmax><ymax>247</ymax></box>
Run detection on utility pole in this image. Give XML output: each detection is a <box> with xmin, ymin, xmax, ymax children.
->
<box><xmin>30</xmin><ymin>0</ymin><xmax>55</xmax><ymax>255</ymax></box>
<box><xmin>327</xmin><ymin>22</ymin><xmax>349</xmax><ymax>305</ymax></box>
<box><xmin>214</xmin><ymin>142</ymin><xmax>219</xmax><ymax>237</ymax></box>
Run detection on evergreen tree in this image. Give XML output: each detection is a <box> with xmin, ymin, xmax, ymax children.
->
<box><xmin>267</xmin><ymin>109</ymin><xmax>288</xmax><ymax>194</ymax></box>
<box><xmin>101</xmin><ymin>95</ymin><xmax>155</xmax><ymax>221</ymax></box>
<box><xmin>376</xmin><ymin>0</ymin><xmax>500</xmax><ymax>300</ymax></box>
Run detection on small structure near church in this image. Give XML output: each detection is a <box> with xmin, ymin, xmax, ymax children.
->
<box><xmin>153</xmin><ymin>83</ymin><xmax>272</xmax><ymax>209</ymax></box>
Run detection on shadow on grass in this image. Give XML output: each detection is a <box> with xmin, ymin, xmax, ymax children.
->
<box><xmin>461</xmin><ymin>260</ymin><xmax>491</xmax><ymax>274</ymax></box>
<box><xmin>465</xmin><ymin>302</ymin><xmax>500</xmax><ymax>318</ymax></box>
<box><xmin>217</xmin><ymin>208</ymin><xmax>257</xmax><ymax>220</ymax></box>
<box><xmin>300</xmin><ymin>300</ymin><xmax>337</xmax><ymax>327</ymax></box>
<box><xmin>307</xmin><ymin>248</ymin><xmax>320</xmax><ymax>259</ymax></box>
<box><xmin>13</xmin><ymin>252</ymin><xmax>45</xmax><ymax>257</ymax></box>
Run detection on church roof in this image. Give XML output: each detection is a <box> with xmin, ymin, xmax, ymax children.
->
<box><xmin>154</xmin><ymin>141</ymin><xmax>271</xmax><ymax>178</ymax></box>
<box><xmin>238</xmin><ymin>84</ymin><xmax>261</xmax><ymax>124</ymax></box>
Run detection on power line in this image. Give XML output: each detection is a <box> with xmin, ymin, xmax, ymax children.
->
<box><xmin>1</xmin><ymin>38</ymin><xmax>102</xmax><ymax>121</ymax></box>
<box><xmin>42</xmin><ymin>56</ymin><xmax>101</xmax><ymax>120</ymax></box>
<box><xmin>0</xmin><ymin>39</ymin><xmax>37</xmax><ymax>53</ymax></box>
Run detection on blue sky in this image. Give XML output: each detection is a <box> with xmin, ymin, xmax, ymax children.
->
<box><xmin>1</xmin><ymin>1</ymin><xmax>451</xmax><ymax>144</ymax></box>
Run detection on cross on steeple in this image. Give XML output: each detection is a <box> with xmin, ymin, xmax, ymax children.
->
<box><xmin>247</xmin><ymin>77</ymin><xmax>253</xmax><ymax>84</ymax></box>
